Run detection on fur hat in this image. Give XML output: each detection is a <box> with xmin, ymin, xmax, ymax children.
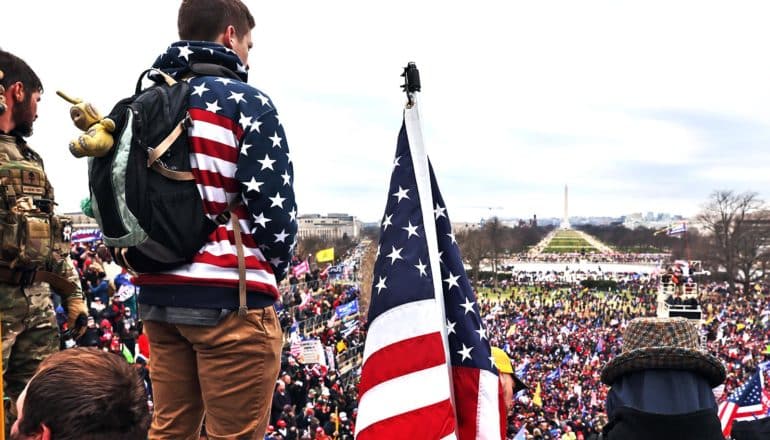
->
<box><xmin>601</xmin><ymin>317</ymin><xmax>725</xmax><ymax>387</ymax></box>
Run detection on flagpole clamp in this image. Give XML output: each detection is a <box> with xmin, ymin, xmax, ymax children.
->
<box><xmin>401</xmin><ymin>62</ymin><xmax>421</xmax><ymax>108</ymax></box>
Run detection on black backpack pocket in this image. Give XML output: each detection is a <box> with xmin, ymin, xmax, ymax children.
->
<box><xmin>148</xmin><ymin>185</ymin><xmax>215</xmax><ymax>258</ymax></box>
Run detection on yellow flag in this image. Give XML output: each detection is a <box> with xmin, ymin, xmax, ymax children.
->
<box><xmin>533</xmin><ymin>382</ymin><xmax>542</xmax><ymax>407</ymax></box>
<box><xmin>316</xmin><ymin>248</ymin><xmax>335</xmax><ymax>263</ymax></box>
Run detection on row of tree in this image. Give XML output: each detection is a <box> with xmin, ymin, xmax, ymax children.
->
<box><xmin>582</xmin><ymin>190</ymin><xmax>770</xmax><ymax>294</ymax></box>
<box><xmin>300</xmin><ymin>190</ymin><xmax>770</xmax><ymax>295</ymax></box>
<box><xmin>696</xmin><ymin>190</ymin><xmax>770</xmax><ymax>293</ymax></box>
<box><xmin>455</xmin><ymin>219</ymin><xmax>549</xmax><ymax>287</ymax></box>
<box><xmin>577</xmin><ymin>224</ymin><xmax>682</xmax><ymax>253</ymax></box>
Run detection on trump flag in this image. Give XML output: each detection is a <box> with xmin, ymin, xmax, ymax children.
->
<box><xmin>355</xmin><ymin>98</ymin><xmax>503</xmax><ymax>439</ymax></box>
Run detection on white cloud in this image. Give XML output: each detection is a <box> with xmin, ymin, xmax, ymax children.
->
<box><xmin>4</xmin><ymin>0</ymin><xmax>770</xmax><ymax>221</ymax></box>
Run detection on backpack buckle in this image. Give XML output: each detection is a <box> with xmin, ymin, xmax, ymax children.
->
<box><xmin>214</xmin><ymin>211</ymin><xmax>231</xmax><ymax>225</ymax></box>
<box><xmin>182</xmin><ymin>112</ymin><xmax>193</xmax><ymax>130</ymax></box>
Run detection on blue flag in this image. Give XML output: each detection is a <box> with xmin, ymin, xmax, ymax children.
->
<box><xmin>515</xmin><ymin>360</ymin><xmax>530</xmax><ymax>377</ymax></box>
<box><xmin>546</xmin><ymin>367</ymin><xmax>561</xmax><ymax>384</ymax></box>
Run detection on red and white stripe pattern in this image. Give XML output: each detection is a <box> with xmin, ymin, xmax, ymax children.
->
<box><xmin>292</xmin><ymin>260</ymin><xmax>310</xmax><ymax>278</ymax></box>
<box><xmin>717</xmin><ymin>369</ymin><xmax>768</xmax><ymax>437</ymax></box>
<box><xmin>135</xmin><ymin>73</ymin><xmax>296</xmax><ymax>298</ymax></box>
<box><xmin>718</xmin><ymin>400</ymin><xmax>767</xmax><ymax>437</ymax></box>
<box><xmin>357</xmin><ymin>300</ymin><xmax>457</xmax><ymax>440</ymax></box>
<box><xmin>356</xmin><ymin>101</ymin><xmax>503</xmax><ymax>439</ymax></box>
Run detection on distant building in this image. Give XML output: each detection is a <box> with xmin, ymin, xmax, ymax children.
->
<box><xmin>623</xmin><ymin>212</ymin><xmax>684</xmax><ymax>230</ymax></box>
<box><xmin>298</xmin><ymin>213</ymin><xmax>362</xmax><ymax>240</ymax></box>
<box><xmin>61</xmin><ymin>212</ymin><xmax>99</xmax><ymax>229</ymax></box>
<box><xmin>451</xmin><ymin>222</ymin><xmax>479</xmax><ymax>232</ymax></box>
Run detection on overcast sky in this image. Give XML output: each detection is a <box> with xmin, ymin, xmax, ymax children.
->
<box><xmin>5</xmin><ymin>1</ymin><xmax>770</xmax><ymax>223</ymax></box>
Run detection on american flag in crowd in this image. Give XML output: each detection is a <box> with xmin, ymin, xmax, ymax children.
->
<box><xmin>293</xmin><ymin>260</ymin><xmax>310</xmax><ymax>278</ymax></box>
<box><xmin>545</xmin><ymin>367</ymin><xmax>561</xmax><ymax>384</ymax></box>
<box><xmin>666</xmin><ymin>222</ymin><xmax>688</xmax><ymax>236</ymax></box>
<box><xmin>355</xmin><ymin>102</ymin><xmax>503</xmax><ymax>439</ymax></box>
<box><xmin>718</xmin><ymin>369</ymin><xmax>768</xmax><ymax>437</ymax></box>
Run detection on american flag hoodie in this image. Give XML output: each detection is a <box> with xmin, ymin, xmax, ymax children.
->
<box><xmin>135</xmin><ymin>41</ymin><xmax>297</xmax><ymax>310</ymax></box>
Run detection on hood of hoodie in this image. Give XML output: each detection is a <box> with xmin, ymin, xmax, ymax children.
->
<box><xmin>152</xmin><ymin>41</ymin><xmax>248</xmax><ymax>82</ymax></box>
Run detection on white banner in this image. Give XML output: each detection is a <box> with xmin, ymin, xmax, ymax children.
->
<box><xmin>300</xmin><ymin>339</ymin><xmax>327</xmax><ymax>366</ymax></box>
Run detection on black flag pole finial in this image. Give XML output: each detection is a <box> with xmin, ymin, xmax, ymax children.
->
<box><xmin>401</xmin><ymin>62</ymin><xmax>421</xmax><ymax>108</ymax></box>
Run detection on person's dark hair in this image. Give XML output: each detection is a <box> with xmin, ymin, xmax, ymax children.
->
<box><xmin>96</xmin><ymin>246</ymin><xmax>113</xmax><ymax>264</ymax></box>
<box><xmin>18</xmin><ymin>348</ymin><xmax>150</xmax><ymax>440</ymax></box>
<box><xmin>0</xmin><ymin>49</ymin><xmax>43</xmax><ymax>94</ymax></box>
<box><xmin>178</xmin><ymin>0</ymin><xmax>255</xmax><ymax>41</ymax></box>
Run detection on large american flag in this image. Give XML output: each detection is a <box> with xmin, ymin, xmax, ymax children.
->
<box><xmin>355</xmin><ymin>102</ymin><xmax>503</xmax><ymax>439</ymax></box>
<box><xmin>718</xmin><ymin>369</ymin><xmax>768</xmax><ymax>437</ymax></box>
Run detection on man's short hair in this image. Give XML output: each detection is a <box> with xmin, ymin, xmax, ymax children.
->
<box><xmin>0</xmin><ymin>50</ymin><xmax>43</xmax><ymax>93</ymax></box>
<box><xmin>178</xmin><ymin>0</ymin><xmax>255</xmax><ymax>41</ymax></box>
<box><xmin>17</xmin><ymin>348</ymin><xmax>150</xmax><ymax>440</ymax></box>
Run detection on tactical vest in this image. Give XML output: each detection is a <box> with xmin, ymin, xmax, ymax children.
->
<box><xmin>0</xmin><ymin>134</ymin><xmax>68</xmax><ymax>270</ymax></box>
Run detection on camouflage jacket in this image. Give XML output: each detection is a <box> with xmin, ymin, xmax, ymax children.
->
<box><xmin>0</xmin><ymin>133</ymin><xmax>82</xmax><ymax>298</ymax></box>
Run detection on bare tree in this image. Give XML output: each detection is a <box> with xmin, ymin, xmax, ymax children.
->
<box><xmin>697</xmin><ymin>190</ymin><xmax>766</xmax><ymax>292</ymax></box>
<box><xmin>735</xmin><ymin>211</ymin><xmax>770</xmax><ymax>293</ymax></box>
<box><xmin>456</xmin><ymin>229</ymin><xmax>488</xmax><ymax>288</ymax></box>
<box><xmin>483</xmin><ymin>217</ymin><xmax>508</xmax><ymax>289</ymax></box>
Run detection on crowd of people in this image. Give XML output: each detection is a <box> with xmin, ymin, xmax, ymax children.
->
<box><xmin>55</xmin><ymin>237</ymin><xmax>770</xmax><ymax>439</ymax></box>
<box><xmin>506</xmin><ymin>269</ymin><xmax>655</xmax><ymax>286</ymax></box>
<box><xmin>269</xmin><ymin>281</ymin><xmax>364</xmax><ymax>440</ymax></box>
<box><xmin>483</xmin><ymin>280</ymin><xmax>770</xmax><ymax>439</ymax></box>
<box><xmin>511</xmin><ymin>253</ymin><xmax>668</xmax><ymax>264</ymax></box>
<box><xmin>57</xmin><ymin>239</ymin><xmax>365</xmax><ymax>440</ymax></box>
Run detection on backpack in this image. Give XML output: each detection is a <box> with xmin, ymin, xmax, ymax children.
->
<box><xmin>89</xmin><ymin>64</ymin><xmax>240</xmax><ymax>273</ymax></box>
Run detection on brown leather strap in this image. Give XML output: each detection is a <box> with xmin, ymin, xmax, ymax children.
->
<box><xmin>117</xmin><ymin>247</ymin><xmax>138</xmax><ymax>276</ymax></box>
<box><xmin>150</xmin><ymin>162</ymin><xmax>195</xmax><ymax>181</ymax></box>
<box><xmin>230</xmin><ymin>210</ymin><xmax>248</xmax><ymax>317</ymax></box>
<box><xmin>0</xmin><ymin>266</ymin><xmax>78</xmax><ymax>295</ymax></box>
<box><xmin>152</xmin><ymin>69</ymin><xmax>177</xmax><ymax>87</ymax></box>
<box><xmin>147</xmin><ymin>119</ymin><xmax>185</xmax><ymax>168</ymax></box>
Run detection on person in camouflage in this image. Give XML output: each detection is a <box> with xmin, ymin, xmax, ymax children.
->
<box><xmin>0</xmin><ymin>49</ymin><xmax>87</xmax><ymax>433</ymax></box>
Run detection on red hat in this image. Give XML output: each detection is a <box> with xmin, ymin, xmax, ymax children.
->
<box><xmin>277</xmin><ymin>419</ymin><xmax>287</xmax><ymax>428</ymax></box>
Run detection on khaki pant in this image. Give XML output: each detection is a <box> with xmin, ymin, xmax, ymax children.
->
<box><xmin>144</xmin><ymin>307</ymin><xmax>282</xmax><ymax>440</ymax></box>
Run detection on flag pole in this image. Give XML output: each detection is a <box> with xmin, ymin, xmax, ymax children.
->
<box><xmin>401</xmin><ymin>62</ymin><xmax>421</xmax><ymax>109</ymax></box>
<box><xmin>401</xmin><ymin>62</ymin><xmax>460</xmax><ymax>428</ymax></box>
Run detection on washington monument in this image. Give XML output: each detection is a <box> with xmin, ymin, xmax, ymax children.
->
<box><xmin>560</xmin><ymin>184</ymin><xmax>570</xmax><ymax>229</ymax></box>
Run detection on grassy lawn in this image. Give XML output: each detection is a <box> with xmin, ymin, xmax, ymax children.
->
<box><xmin>541</xmin><ymin>230</ymin><xmax>600</xmax><ymax>253</ymax></box>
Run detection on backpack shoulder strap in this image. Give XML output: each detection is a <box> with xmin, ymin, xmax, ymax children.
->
<box><xmin>134</xmin><ymin>69</ymin><xmax>177</xmax><ymax>94</ymax></box>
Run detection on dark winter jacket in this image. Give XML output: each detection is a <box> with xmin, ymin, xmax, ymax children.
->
<box><xmin>603</xmin><ymin>407</ymin><xmax>724</xmax><ymax>440</ymax></box>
